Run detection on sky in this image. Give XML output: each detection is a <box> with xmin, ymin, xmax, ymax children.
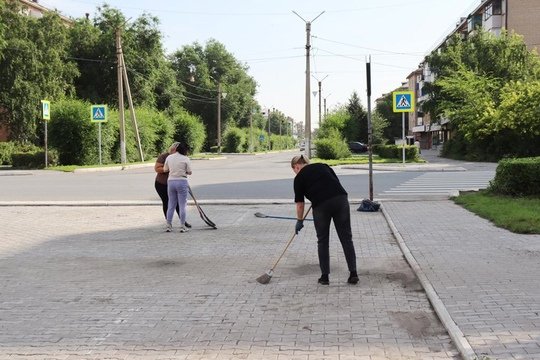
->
<box><xmin>40</xmin><ymin>0</ymin><xmax>479</xmax><ymax>129</ymax></box>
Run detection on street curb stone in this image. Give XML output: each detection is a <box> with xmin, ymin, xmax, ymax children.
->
<box><xmin>381</xmin><ymin>202</ymin><xmax>477</xmax><ymax>360</ymax></box>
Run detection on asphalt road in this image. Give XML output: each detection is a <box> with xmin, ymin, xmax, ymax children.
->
<box><xmin>0</xmin><ymin>150</ymin><xmax>496</xmax><ymax>202</ymax></box>
<box><xmin>0</xmin><ymin>152</ymin><xmax>418</xmax><ymax>201</ymax></box>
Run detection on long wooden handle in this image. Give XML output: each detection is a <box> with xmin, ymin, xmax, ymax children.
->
<box><xmin>271</xmin><ymin>205</ymin><xmax>312</xmax><ymax>270</ymax></box>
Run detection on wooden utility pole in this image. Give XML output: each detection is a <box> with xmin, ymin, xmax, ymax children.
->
<box><xmin>116</xmin><ymin>27</ymin><xmax>144</xmax><ymax>163</ymax></box>
<box><xmin>121</xmin><ymin>54</ymin><xmax>144</xmax><ymax>162</ymax></box>
<box><xmin>116</xmin><ymin>28</ymin><xmax>127</xmax><ymax>164</ymax></box>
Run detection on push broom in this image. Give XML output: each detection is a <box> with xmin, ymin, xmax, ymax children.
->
<box><xmin>188</xmin><ymin>186</ymin><xmax>217</xmax><ymax>229</ymax></box>
<box><xmin>256</xmin><ymin>205</ymin><xmax>312</xmax><ymax>284</ymax></box>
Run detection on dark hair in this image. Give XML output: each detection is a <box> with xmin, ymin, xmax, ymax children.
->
<box><xmin>176</xmin><ymin>142</ymin><xmax>189</xmax><ymax>155</ymax></box>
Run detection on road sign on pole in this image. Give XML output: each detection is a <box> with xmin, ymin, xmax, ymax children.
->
<box><xmin>392</xmin><ymin>91</ymin><xmax>415</xmax><ymax>165</ymax></box>
<box><xmin>41</xmin><ymin>100</ymin><xmax>50</xmax><ymax>168</ymax></box>
<box><xmin>91</xmin><ymin>105</ymin><xmax>108</xmax><ymax>123</ymax></box>
<box><xmin>91</xmin><ymin>105</ymin><xmax>108</xmax><ymax>165</ymax></box>
<box><xmin>392</xmin><ymin>91</ymin><xmax>414</xmax><ymax>113</ymax></box>
<box><xmin>41</xmin><ymin>100</ymin><xmax>51</xmax><ymax>120</ymax></box>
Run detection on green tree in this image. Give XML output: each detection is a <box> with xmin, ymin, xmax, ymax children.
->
<box><xmin>345</xmin><ymin>92</ymin><xmax>368</xmax><ymax>142</ymax></box>
<box><xmin>425</xmin><ymin>30</ymin><xmax>540</xmax><ymax>159</ymax></box>
<box><xmin>0</xmin><ymin>2</ymin><xmax>78</xmax><ymax>142</ymax></box>
<box><xmin>68</xmin><ymin>6</ymin><xmax>181</xmax><ymax>111</ymax></box>
<box><xmin>375</xmin><ymin>92</ymin><xmax>402</xmax><ymax>143</ymax></box>
<box><xmin>0</xmin><ymin>1</ymin><xmax>6</xmax><ymax>52</ymax></box>
<box><xmin>371</xmin><ymin>112</ymin><xmax>389</xmax><ymax>145</ymax></box>
<box><xmin>170</xmin><ymin>39</ymin><xmax>258</xmax><ymax>149</ymax></box>
<box><xmin>317</xmin><ymin>106</ymin><xmax>350</xmax><ymax>139</ymax></box>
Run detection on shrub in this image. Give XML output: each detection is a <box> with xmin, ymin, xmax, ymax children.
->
<box><xmin>270</xmin><ymin>134</ymin><xmax>295</xmax><ymax>150</ymax></box>
<box><xmin>315</xmin><ymin>129</ymin><xmax>351</xmax><ymax>160</ymax></box>
<box><xmin>223</xmin><ymin>126</ymin><xmax>246</xmax><ymax>153</ymax></box>
<box><xmin>0</xmin><ymin>142</ymin><xmax>15</xmax><ymax>165</ymax></box>
<box><xmin>245</xmin><ymin>128</ymin><xmax>270</xmax><ymax>152</ymax></box>
<box><xmin>49</xmin><ymin>99</ymin><xmax>120</xmax><ymax>165</ymax></box>
<box><xmin>124</xmin><ymin>107</ymin><xmax>175</xmax><ymax>160</ymax></box>
<box><xmin>488</xmin><ymin>156</ymin><xmax>540</xmax><ymax>196</ymax></box>
<box><xmin>11</xmin><ymin>147</ymin><xmax>59</xmax><ymax>168</ymax></box>
<box><xmin>374</xmin><ymin>144</ymin><xmax>419</xmax><ymax>160</ymax></box>
<box><xmin>171</xmin><ymin>109</ymin><xmax>206</xmax><ymax>154</ymax></box>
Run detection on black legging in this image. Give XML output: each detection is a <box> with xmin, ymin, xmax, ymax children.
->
<box><xmin>312</xmin><ymin>195</ymin><xmax>357</xmax><ymax>275</ymax></box>
<box><xmin>154</xmin><ymin>181</ymin><xmax>179</xmax><ymax>219</ymax></box>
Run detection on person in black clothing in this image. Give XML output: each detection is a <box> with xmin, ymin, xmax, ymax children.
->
<box><xmin>154</xmin><ymin>142</ymin><xmax>191</xmax><ymax>228</ymax></box>
<box><xmin>291</xmin><ymin>155</ymin><xmax>358</xmax><ymax>285</ymax></box>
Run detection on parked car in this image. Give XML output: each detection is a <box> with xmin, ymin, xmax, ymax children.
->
<box><xmin>348</xmin><ymin>141</ymin><xmax>368</xmax><ymax>153</ymax></box>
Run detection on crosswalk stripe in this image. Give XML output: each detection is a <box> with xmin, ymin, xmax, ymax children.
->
<box><xmin>379</xmin><ymin>171</ymin><xmax>495</xmax><ymax>196</ymax></box>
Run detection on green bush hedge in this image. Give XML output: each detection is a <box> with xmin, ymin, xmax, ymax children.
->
<box><xmin>373</xmin><ymin>144</ymin><xmax>419</xmax><ymax>160</ymax></box>
<box><xmin>0</xmin><ymin>142</ymin><xmax>15</xmax><ymax>165</ymax></box>
<box><xmin>488</xmin><ymin>156</ymin><xmax>540</xmax><ymax>196</ymax></box>
<box><xmin>171</xmin><ymin>109</ymin><xmax>206</xmax><ymax>154</ymax></box>
<box><xmin>315</xmin><ymin>128</ymin><xmax>351</xmax><ymax>160</ymax></box>
<box><xmin>11</xmin><ymin>148</ymin><xmax>59</xmax><ymax>168</ymax></box>
<box><xmin>270</xmin><ymin>134</ymin><xmax>295</xmax><ymax>151</ymax></box>
<box><xmin>223</xmin><ymin>126</ymin><xmax>246</xmax><ymax>153</ymax></box>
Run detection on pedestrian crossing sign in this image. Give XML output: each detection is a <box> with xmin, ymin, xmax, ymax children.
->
<box><xmin>41</xmin><ymin>100</ymin><xmax>50</xmax><ymax>121</ymax></box>
<box><xmin>91</xmin><ymin>105</ymin><xmax>108</xmax><ymax>123</ymax></box>
<box><xmin>392</xmin><ymin>91</ymin><xmax>415</xmax><ymax>113</ymax></box>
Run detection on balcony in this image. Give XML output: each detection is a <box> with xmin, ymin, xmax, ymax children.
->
<box><xmin>467</xmin><ymin>14</ymin><xmax>482</xmax><ymax>33</ymax></box>
<box><xmin>483</xmin><ymin>14</ymin><xmax>502</xmax><ymax>33</ymax></box>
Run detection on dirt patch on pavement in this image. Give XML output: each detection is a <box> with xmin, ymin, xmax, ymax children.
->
<box><xmin>291</xmin><ymin>263</ymin><xmax>320</xmax><ymax>275</ymax></box>
<box><xmin>389</xmin><ymin>310</ymin><xmax>447</xmax><ymax>339</ymax></box>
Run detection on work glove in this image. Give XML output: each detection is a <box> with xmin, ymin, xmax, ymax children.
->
<box><xmin>295</xmin><ymin>220</ymin><xmax>304</xmax><ymax>234</ymax></box>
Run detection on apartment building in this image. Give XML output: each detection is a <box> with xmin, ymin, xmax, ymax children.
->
<box><xmin>17</xmin><ymin>0</ymin><xmax>72</xmax><ymax>25</ymax></box>
<box><xmin>408</xmin><ymin>0</ymin><xmax>540</xmax><ymax>149</ymax></box>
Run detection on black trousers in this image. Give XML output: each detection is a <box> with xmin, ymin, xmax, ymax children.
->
<box><xmin>154</xmin><ymin>181</ymin><xmax>179</xmax><ymax>219</ymax></box>
<box><xmin>312</xmin><ymin>195</ymin><xmax>357</xmax><ymax>275</ymax></box>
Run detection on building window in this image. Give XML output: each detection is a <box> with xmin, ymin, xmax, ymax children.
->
<box><xmin>467</xmin><ymin>14</ymin><xmax>482</xmax><ymax>32</ymax></box>
<box><xmin>484</xmin><ymin>0</ymin><xmax>502</xmax><ymax>20</ymax></box>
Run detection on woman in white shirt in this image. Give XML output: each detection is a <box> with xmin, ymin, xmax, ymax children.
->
<box><xmin>163</xmin><ymin>142</ymin><xmax>192</xmax><ymax>232</ymax></box>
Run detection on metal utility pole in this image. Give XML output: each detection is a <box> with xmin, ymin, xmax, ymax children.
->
<box><xmin>366</xmin><ymin>56</ymin><xmax>374</xmax><ymax>201</ymax></box>
<box><xmin>249</xmin><ymin>106</ymin><xmax>254</xmax><ymax>152</ymax></box>
<box><xmin>314</xmin><ymin>74</ymin><xmax>328</xmax><ymax>127</ymax></box>
<box><xmin>267</xmin><ymin>108</ymin><xmax>272</xmax><ymax>151</ymax></box>
<box><xmin>293</xmin><ymin>10</ymin><xmax>324</xmax><ymax>158</ymax></box>
<box><xmin>116</xmin><ymin>28</ymin><xmax>126</xmax><ymax>164</ymax></box>
<box><xmin>323</xmin><ymin>93</ymin><xmax>331</xmax><ymax>118</ymax></box>
<box><xmin>217</xmin><ymin>82</ymin><xmax>222</xmax><ymax>154</ymax></box>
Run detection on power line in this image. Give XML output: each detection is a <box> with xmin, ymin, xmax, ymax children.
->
<box><xmin>312</xmin><ymin>35</ymin><xmax>425</xmax><ymax>56</ymax></box>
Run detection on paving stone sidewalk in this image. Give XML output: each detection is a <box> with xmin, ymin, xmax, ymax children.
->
<box><xmin>384</xmin><ymin>201</ymin><xmax>540</xmax><ymax>360</ymax></box>
<box><xmin>0</xmin><ymin>204</ymin><xmax>458</xmax><ymax>360</ymax></box>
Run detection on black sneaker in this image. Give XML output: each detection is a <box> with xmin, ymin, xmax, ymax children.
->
<box><xmin>347</xmin><ymin>274</ymin><xmax>359</xmax><ymax>285</ymax></box>
<box><xmin>318</xmin><ymin>275</ymin><xmax>329</xmax><ymax>285</ymax></box>
<box><xmin>185</xmin><ymin>222</ymin><xmax>192</xmax><ymax>228</ymax></box>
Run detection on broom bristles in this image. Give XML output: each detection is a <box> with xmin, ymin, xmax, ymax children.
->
<box><xmin>256</xmin><ymin>270</ymin><xmax>273</xmax><ymax>284</ymax></box>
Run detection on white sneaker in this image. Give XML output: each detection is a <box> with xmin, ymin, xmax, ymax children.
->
<box><xmin>165</xmin><ymin>223</ymin><xmax>173</xmax><ymax>232</ymax></box>
<box><xmin>179</xmin><ymin>226</ymin><xmax>189</xmax><ymax>233</ymax></box>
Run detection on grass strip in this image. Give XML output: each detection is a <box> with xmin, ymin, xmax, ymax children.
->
<box><xmin>453</xmin><ymin>191</ymin><xmax>540</xmax><ymax>234</ymax></box>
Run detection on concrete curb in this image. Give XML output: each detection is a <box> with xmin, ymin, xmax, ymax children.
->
<box><xmin>0</xmin><ymin>196</ymin><xmax>458</xmax><ymax>207</ymax></box>
<box><xmin>342</xmin><ymin>165</ymin><xmax>467</xmax><ymax>172</ymax></box>
<box><xmin>0</xmin><ymin>199</ymin><xmax>299</xmax><ymax>207</ymax></box>
<box><xmin>381</xmin><ymin>203</ymin><xmax>477</xmax><ymax>360</ymax></box>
